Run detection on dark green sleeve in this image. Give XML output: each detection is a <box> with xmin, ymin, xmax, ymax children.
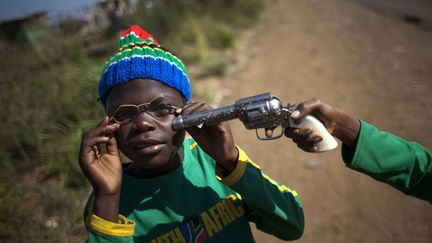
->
<box><xmin>219</xmin><ymin>147</ymin><xmax>304</xmax><ymax>240</ymax></box>
<box><xmin>342</xmin><ymin>120</ymin><xmax>432</xmax><ymax>202</ymax></box>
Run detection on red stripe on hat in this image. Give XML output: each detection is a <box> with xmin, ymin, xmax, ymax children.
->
<box><xmin>120</xmin><ymin>25</ymin><xmax>159</xmax><ymax>45</ymax></box>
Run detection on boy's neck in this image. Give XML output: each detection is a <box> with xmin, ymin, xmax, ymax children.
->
<box><xmin>124</xmin><ymin>148</ymin><xmax>184</xmax><ymax>179</ymax></box>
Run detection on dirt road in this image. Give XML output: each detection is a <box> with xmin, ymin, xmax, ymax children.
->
<box><xmin>212</xmin><ymin>0</ymin><xmax>432</xmax><ymax>242</ymax></box>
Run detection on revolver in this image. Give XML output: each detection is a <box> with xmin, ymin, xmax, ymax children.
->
<box><xmin>172</xmin><ymin>92</ymin><xmax>338</xmax><ymax>152</ymax></box>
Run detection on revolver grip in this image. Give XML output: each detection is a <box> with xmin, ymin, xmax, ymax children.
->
<box><xmin>288</xmin><ymin>115</ymin><xmax>338</xmax><ymax>152</ymax></box>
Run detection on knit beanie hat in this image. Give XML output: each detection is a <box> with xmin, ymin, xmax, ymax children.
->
<box><xmin>98</xmin><ymin>25</ymin><xmax>191</xmax><ymax>103</ymax></box>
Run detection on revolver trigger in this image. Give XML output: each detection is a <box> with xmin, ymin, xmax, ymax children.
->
<box><xmin>265</xmin><ymin>127</ymin><xmax>274</xmax><ymax>138</ymax></box>
<box><xmin>256</xmin><ymin>127</ymin><xmax>283</xmax><ymax>141</ymax></box>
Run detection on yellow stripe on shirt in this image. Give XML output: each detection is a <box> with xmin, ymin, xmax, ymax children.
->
<box><xmin>89</xmin><ymin>214</ymin><xmax>135</xmax><ymax>237</ymax></box>
<box><xmin>189</xmin><ymin>142</ymin><xmax>198</xmax><ymax>150</ymax></box>
<box><xmin>262</xmin><ymin>174</ymin><xmax>299</xmax><ymax>197</ymax></box>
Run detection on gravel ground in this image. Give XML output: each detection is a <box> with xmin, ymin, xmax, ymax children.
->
<box><xmin>215</xmin><ymin>0</ymin><xmax>432</xmax><ymax>242</ymax></box>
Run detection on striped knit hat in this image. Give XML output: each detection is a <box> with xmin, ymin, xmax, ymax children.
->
<box><xmin>98</xmin><ymin>25</ymin><xmax>191</xmax><ymax>102</ymax></box>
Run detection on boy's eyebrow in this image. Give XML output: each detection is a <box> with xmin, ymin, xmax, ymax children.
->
<box><xmin>148</xmin><ymin>94</ymin><xmax>178</xmax><ymax>103</ymax></box>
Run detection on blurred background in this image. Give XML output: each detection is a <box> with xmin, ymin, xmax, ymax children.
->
<box><xmin>0</xmin><ymin>0</ymin><xmax>430</xmax><ymax>242</ymax></box>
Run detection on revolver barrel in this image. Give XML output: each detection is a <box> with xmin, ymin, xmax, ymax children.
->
<box><xmin>172</xmin><ymin>104</ymin><xmax>238</xmax><ymax>130</ymax></box>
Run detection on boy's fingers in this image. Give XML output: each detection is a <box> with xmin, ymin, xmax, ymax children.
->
<box><xmin>285</xmin><ymin>128</ymin><xmax>311</xmax><ymax>139</ymax></box>
<box><xmin>92</xmin><ymin>144</ymin><xmax>103</xmax><ymax>159</ymax></box>
<box><xmin>80</xmin><ymin>122</ymin><xmax>120</xmax><ymax>162</ymax></box>
<box><xmin>97</xmin><ymin>116</ymin><xmax>109</xmax><ymax>127</ymax></box>
<box><xmin>290</xmin><ymin>102</ymin><xmax>307</xmax><ymax>120</ymax></box>
<box><xmin>290</xmin><ymin>99</ymin><xmax>321</xmax><ymax>121</ymax></box>
<box><xmin>106</xmin><ymin>135</ymin><xmax>120</xmax><ymax>157</ymax></box>
<box><xmin>85</xmin><ymin>123</ymin><xmax>119</xmax><ymax>140</ymax></box>
<box><xmin>80</xmin><ymin>136</ymin><xmax>110</xmax><ymax>164</ymax></box>
<box><xmin>291</xmin><ymin>129</ymin><xmax>312</xmax><ymax>143</ymax></box>
<box><xmin>265</xmin><ymin>128</ymin><xmax>274</xmax><ymax>138</ymax></box>
<box><xmin>82</xmin><ymin>136</ymin><xmax>110</xmax><ymax>151</ymax></box>
<box><xmin>298</xmin><ymin>144</ymin><xmax>318</xmax><ymax>153</ymax></box>
<box><xmin>285</xmin><ymin>128</ymin><xmax>323</xmax><ymax>147</ymax></box>
<box><xmin>180</xmin><ymin>102</ymin><xmax>199</xmax><ymax>114</ymax></box>
<box><xmin>295</xmin><ymin>134</ymin><xmax>322</xmax><ymax>147</ymax></box>
<box><xmin>174</xmin><ymin>108</ymin><xmax>183</xmax><ymax>116</ymax></box>
<box><xmin>90</xmin><ymin>123</ymin><xmax>120</xmax><ymax>157</ymax></box>
<box><xmin>290</xmin><ymin>110</ymin><xmax>301</xmax><ymax>119</ymax></box>
<box><xmin>184</xmin><ymin>104</ymin><xmax>208</xmax><ymax>115</ymax></box>
<box><xmin>181</xmin><ymin>102</ymin><xmax>212</xmax><ymax>116</ymax></box>
<box><xmin>284</xmin><ymin>128</ymin><xmax>296</xmax><ymax>138</ymax></box>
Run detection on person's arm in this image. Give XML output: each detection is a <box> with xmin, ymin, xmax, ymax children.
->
<box><xmin>342</xmin><ymin>120</ymin><xmax>432</xmax><ymax>201</ymax></box>
<box><xmin>79</xmin><ymin>117</ymin><xmax>136</xmax><ymax>241</ymax></box>
<box><xmin>218</xmin><ymin>146</ymin><xmax>304</xmax><ymax>240</ymax></box>
<box><xmin>286</xmin><ymin>98</ymin><xmax>432</xmax><ymax>202</ymax></box>
<box><xmin>83</xmin><ymin>193</ymin><xmax>135</xmax><ymax>242</ymax></box>
<box><xmin>285</xmin><ymin>98</ymin><xmax>360</xmax><ymax>152</ymax></box>
<box><xmin>180</xmin><ymin>102</ymin><xmax>304</xmax><ymax>240</ymax></box>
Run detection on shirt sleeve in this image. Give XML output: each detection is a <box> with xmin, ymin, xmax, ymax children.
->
<box><xmin>83</xmin><ymin>194</ymin><xmax>136</xmax><ymax>242</ymax></box>
<box><xmin>218</xmin><ymin>146</ymin><xmax>304</xmax><ymax>240</ymax></box>
<box><xmin>342</xmin><ymin>120</ymin><xmax>432</xmax><ymax>202</ymax></box>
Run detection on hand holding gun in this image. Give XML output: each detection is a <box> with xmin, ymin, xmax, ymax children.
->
<box><xmin>172</xmin><ymin>93</ymin><xmax>338</xmax><ymax>152</ymax></box>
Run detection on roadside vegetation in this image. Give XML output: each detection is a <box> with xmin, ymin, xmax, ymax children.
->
<box><xmin>0</xmin><ymin>0</ymin><xmax>262</xmax><ymax>241</ymax></box>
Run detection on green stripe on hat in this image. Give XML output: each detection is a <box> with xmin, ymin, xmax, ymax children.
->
<box><xmin>103</xmin><ymin>45</ymin><xmax>189</xmax><ymax>77</ymax></box>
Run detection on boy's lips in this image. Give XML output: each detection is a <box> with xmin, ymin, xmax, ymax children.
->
<box><xmin>135</xmin><ymin>143</ymin><xmax>166</xmax><ymax>154</ymax></box>
<box><xmin>130</xmin><ymin>138</ymin><xmax>166</xmax><ymax>154</ymax></box>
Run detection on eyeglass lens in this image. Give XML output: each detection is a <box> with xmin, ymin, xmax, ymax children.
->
<box><xmin>111</xmin><ymin>96</ymin><xmax>177</xmax><ymax>123</ymax></box>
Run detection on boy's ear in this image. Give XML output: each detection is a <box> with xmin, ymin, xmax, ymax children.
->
<box><xmin>102</xmin><ymin>89</ymin><xmax>113</xmax><ymax>110</ymax></box>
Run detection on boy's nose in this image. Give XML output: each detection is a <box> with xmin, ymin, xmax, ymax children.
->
<box><xmin>133</xmin><ymin>112</ymin><xmax>156</xmax><ymax>132</ymax></box>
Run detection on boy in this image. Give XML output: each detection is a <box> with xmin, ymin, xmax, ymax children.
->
<box><xmin>79</xmin><ymin>25</ymin><xmax>304</xmax><ymax>242</ymax></box>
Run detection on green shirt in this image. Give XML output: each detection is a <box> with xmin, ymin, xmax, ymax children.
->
<box><xmin>84</xmin><ymin>139</ymin><xmax>304</xmax><ymax>242</ymax></box>
<box><xmin>342</xmin><ymin>120</ymin><xmax>432</xmax><ymax>202</ymax></box>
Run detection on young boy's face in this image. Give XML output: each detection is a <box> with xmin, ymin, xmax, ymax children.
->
<box><xmin>105</xmin><ymin>78</ymin><xmax>186</xmax><ymax>172</ymax></box>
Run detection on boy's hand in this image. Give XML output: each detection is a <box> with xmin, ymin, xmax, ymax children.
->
<box><xmin>179</xmin><ymin>102</ymin><xmax>239</xmax><ymax>173</ymax></box>
<box><xmin>285</xmin><ymin>98</ymin><xmax>360</xmax><ymax>151</ymax></box>
<box><xmin>79</xmin><ymin>117</ymin><xmax>122</xmax><ymax>196</ymax></box>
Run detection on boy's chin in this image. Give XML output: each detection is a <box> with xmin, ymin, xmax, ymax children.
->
<box><xmin>127</xmin><ymin>152</ymin><xmax>178</xmax><ymax>170</ymax></box>
<box><xmin>138</xmin><ymin>158</ymin><xmax>170</xmax><ymax>170</ymax></box>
